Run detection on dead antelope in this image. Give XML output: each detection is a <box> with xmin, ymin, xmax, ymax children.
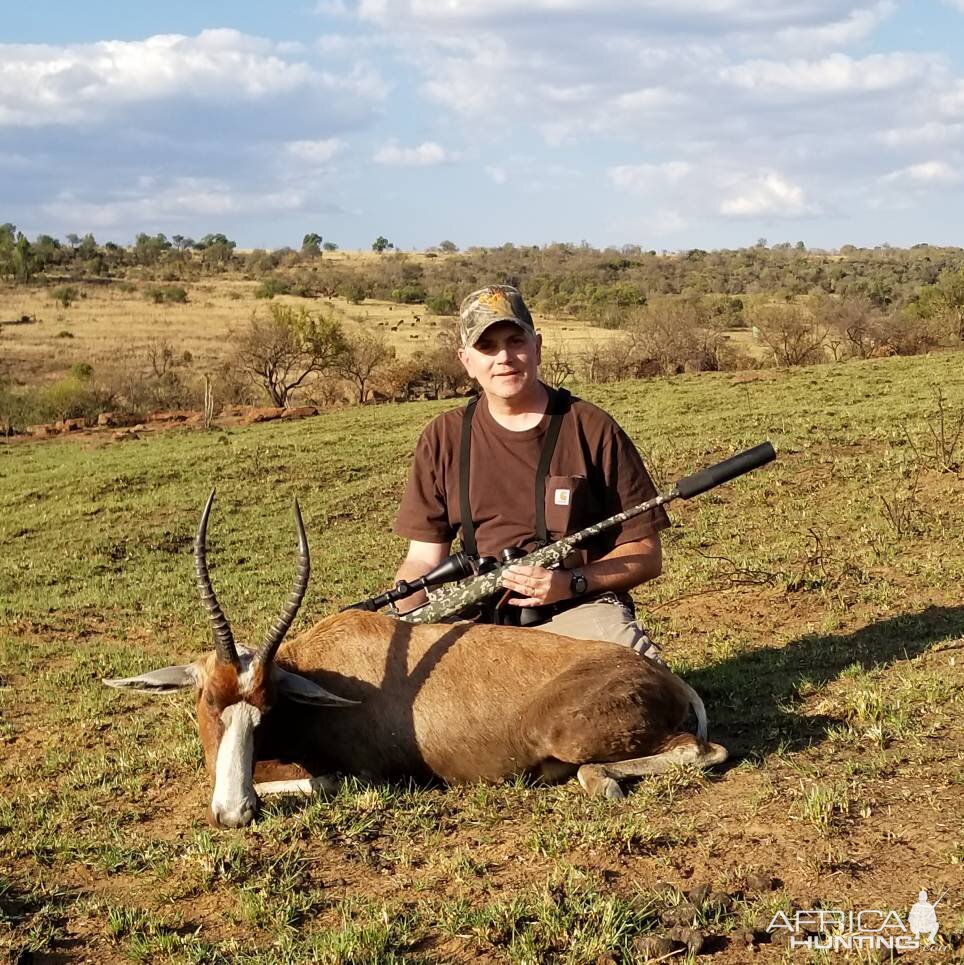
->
<box><xmin>105</xmin><ymin>495</ymin><xmax>727</xmax><ymax>828</ymax></box>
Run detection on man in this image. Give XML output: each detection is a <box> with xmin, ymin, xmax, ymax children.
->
<box><xmin>393</xmin><ymin>285</ymin><xmax>669</xmax><ymax>660</ymax></box>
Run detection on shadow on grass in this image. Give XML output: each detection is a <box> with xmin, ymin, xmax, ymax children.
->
<box><xmin>688</xmin><ymin>605</ymin><xmax>964</xmax><ymax>759</ymax></box>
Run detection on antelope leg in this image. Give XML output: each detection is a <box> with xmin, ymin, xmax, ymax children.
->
<box><xmin>255</xmin><ymin>774</ymin><xmax>339</xmax><ymax>797</ymax></box>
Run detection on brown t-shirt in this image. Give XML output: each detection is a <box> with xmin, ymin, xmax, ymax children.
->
<box><xmin>395</xmin><ymin>390</ymin><xmax>669</xmax><ymax>565</ymax></box>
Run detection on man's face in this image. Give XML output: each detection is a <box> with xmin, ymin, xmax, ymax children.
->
<box><xmin>458</xmin><ymin>321</ymin><xmax>542</xmax><ymax>400</ymax></box>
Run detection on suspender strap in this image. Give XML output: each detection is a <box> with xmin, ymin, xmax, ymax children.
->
<box><xmin>534</xmin><ymin>387</ymin><xmax>570</xmax><ymax>547</ymax></box>
<box><xmin>459</xmin><ymin>386</ymin><xmax>571</xmax><ymax>556</ymax></box>
<box><xmin>459</xmin><ymin>395</ymin><xmax>480</xmax><ymax>558</ymax></box>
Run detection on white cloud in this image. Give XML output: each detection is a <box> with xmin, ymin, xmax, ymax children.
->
<box><xmin>769</xmin><ymin>2</ymin><xmax>895</xmax><ymax>52</ymax></box>
<box><xmin>373</xmin><ymin>141</ymin><xmax>449</xmax><ymax>165</ymax></box>
<box><xmin>40</xmin><ymin>177</ymin><xmax>307</xmax><ymax>229</ymax></box>
<box><xmin>609</xmin><ymin>162</ymin><xmax>693</xmax><ymax>192</ymax></box>
<box><xmin>877</xmin><ymin>122</ymin><xmax>964</xmax><ymax>148</ymax></box>
<box><xmin>720</xmin><ymin>173</ymin><xmax>814</xmax><ymax>217</ymax></box>
<box><xmin>881</xmin><ymin>160</ymin><xmax>962</xmax><ymax>186</ymax></box>
<box><xmin>285</xmin><ymin>138</ymin><xmax>345</xmax><ymax>164</ymax></box>
<box><xmin>485</xmin><ymin>166</ymin><xmax>507</xmax><ymax>184</ymax></box>
<box><xmin>0</xmin><ymin>30</ymin><xmax>387</xmax><ymax>127</ymax></box>
<box><xmin>720</xmin><ymin>52</ymin><xmax>936</xmax><ymax>97</ymax></box>
<box><xmin>358</xmin><ymin>1</ymin><xmax>879</xmax><ymax>32</ymax></box>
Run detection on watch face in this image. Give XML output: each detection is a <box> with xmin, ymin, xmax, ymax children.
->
<box><xmin>571</xmin><ymin>571</ymin><xmax>587</xmax><ymax>595</ymax></box>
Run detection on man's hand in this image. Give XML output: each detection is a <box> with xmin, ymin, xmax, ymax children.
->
<box><xmin>500</xmin><ymin>564</ymin><xmax>570</xmax><ymax>607</ymax></box>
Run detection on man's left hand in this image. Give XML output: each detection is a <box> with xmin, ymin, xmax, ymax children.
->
<box><xmin>500</xmin><ymin>564</ymin><xmax>571</xmax><ymax>607</ymax></box>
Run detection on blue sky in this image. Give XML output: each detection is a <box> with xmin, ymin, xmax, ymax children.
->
<box><xmin>3</xmin><ymin>1</ymin><xmax>964</xmax><ymax>251</ymax></box>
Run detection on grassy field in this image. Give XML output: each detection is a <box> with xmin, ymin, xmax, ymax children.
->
<box><xmin>0</xmin><ymin>275</ymin><xmax>625</xmax><ymax>389</ymax></box>
<box><xmin>2</xmin><ymin>351</ymin><xmax>963</xmax><ymax>961</ymax></box>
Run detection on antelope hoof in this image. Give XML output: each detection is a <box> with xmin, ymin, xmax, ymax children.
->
<box><xmin>701</xmin><ymin>742</ymin><xmax>729</xmax><ymax>767</ymax></box>
<box><xmin>577</xmin><ymin>765</ymin><xmax>625</xmax><ymax>800</ymax></box>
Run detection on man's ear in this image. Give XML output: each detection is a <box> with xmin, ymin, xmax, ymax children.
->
<box><xmin>275</xmin><ymin>667</ymin><xmax>360</xmax><ymax>707</ymax></box>
<box><xmin>457</xmin><ymin>346</ymin><xmax>473</xmax><ymax>378</ymax></box>
<box><xmin>103</xmin><ymin>664</ymin><xmax>202</xmax><ymax>693</ymax></box>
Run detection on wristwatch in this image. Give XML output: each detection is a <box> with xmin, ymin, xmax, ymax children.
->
<box><xmin>569</xmin><ymin>568</ymin><xmax>588</xmax><ymax>597</ymax></box>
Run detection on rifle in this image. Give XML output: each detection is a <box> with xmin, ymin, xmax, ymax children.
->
<box><xmin>398</xmin><ymin>441</ymin><xmax>776</xmax><ymax>625</ymax></box>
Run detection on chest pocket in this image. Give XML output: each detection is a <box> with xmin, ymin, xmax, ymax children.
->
<box><xmin>544</xmin><ymin>475</ymin><xmax>589</xmax><ymax>540</ymax></box>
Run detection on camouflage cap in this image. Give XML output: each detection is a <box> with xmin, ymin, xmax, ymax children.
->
<box><xmin>459</xmin><ymin>285</ymin><xmax>536</xmax><ymax>348</ymax></box>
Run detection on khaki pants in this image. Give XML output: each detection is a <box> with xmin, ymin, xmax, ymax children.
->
<box><xmin>536</xmin><ymin>593</ymin><xmax>664</xmax><ymax>663</ymax></box>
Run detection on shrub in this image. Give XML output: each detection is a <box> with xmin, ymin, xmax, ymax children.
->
<box><xmin>255</xmin><ymin>277</ymin><xmax>293</xmax><ymax>299</ymax></box>
<box><xmin>425</xmin><ymin>291</ymin><xmax>459</xmax><ymax>316</ymax></box>
<box><xmin>344</xmin><ymin>283</ymin><xmax>367</xmax><ymax>304</ymax></box>
<box><xmin>391</xmin><ymin>284</ymin><xmax>427</xmax><ymax>304</ymax></box>
<box><xmin>69</xmin><ymin>362</ymin><xmax>93</xmax><ymax>381</ymax></box>
<box><xmin>35</xmin><ymin>376</ymin><xmax>106</xmax><ymax>423</ymax></box>
<box><xmin>56</xmin><ymin>330</ymin><xmax>74</xmax><ymax>339</ymax></box>
<box><xmin>145</xmin><ymin>284</ymin><xmax>188</xmax><ymax>304</ymax></box>
<box><xmin>51</xmin><ymin>286</ymin><xmax>77</xmax><ymax>308</ymax></box>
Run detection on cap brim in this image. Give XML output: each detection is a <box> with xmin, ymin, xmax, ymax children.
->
<box><xmin>464</xmin><ymin>317</ymin><xmax>533</xmax><ymax>347</ymax></box>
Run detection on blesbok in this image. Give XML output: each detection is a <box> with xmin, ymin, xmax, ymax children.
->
<box><xmin>105</xmin><ymin>495</ymin><xmax>727</xmax><ymax>828</ymax></box>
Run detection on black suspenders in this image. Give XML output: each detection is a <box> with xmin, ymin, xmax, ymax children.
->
<box><xmin>458</xmin><ymin>387</ymin><xmax>570</xmax><ymax>556</ymax></box>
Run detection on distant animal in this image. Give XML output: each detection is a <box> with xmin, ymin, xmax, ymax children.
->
<box><xmin>105</xmin><ymin>495</ymin><xmax>728</xmax><ymax>828</ymax></box>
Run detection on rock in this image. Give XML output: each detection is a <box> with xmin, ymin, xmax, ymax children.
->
<box><xmin>280</xmin><ymin>405</ymin><xmax>318</xmax><ymax>420</ymax></box>
<box><xmin>633</xmin><ymin>935</ymin><xmax>678</xmax><ymax>960</ymax></box>
<box><xmin>745</xmin><ymin>873</ymin><xmax>779</xmax><ymax>893</ymax></box>
<box><xmin>244</xmin><ymin>406</ymin><xmax>285</xmax><ymax>424</ymax></box>
<box><xmin>731</xmin><ymin>928</ymin><xmax>755</xmax><ymax>946</ymax></box>
<box><xmin>688</xmin><ymin>883</ymin><xmax>712</xmax><ymax>905</ymax></box>
<box><xmin>27</xmin><ymin>423</ymin><xmax>57</xmax><ymax>437</ymax></box>
<box><xmin>665</xmin><ymin>926</ymin><xmax>706</xmax><ymax>955</ymax></box>
<box><xmin>661</xmin><ymin>901</ymin><xmax>698</xmax><ymax>926</ymax></box>
<box><xmin>707</xmin><ymin>890</ymin><xmax>733</xmax><ymax>913</ymax></box>
<box><xmin>112</xmin><ymin>429</ymin><xmax>139</xmax><ymax>442</ymax></box>
<box><xmin>149</xmin><ymin>409</ymin><xmax>193</xmax><ymax>422</ymax></box>
<box><xmin>97</xmin><ymin>411</ymin><xmax>118</xmax><ymax>427</ymax></box>
<box><xmin>58</xmin><ymin>417</ymin><xmax>86</xmax><ymax>432</ymax></box>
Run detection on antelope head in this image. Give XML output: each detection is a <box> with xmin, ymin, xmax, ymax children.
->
<box><xmin>104</xmin><ymin>492</ymin><xmax>355</xmax><ymax>828</ymax></box>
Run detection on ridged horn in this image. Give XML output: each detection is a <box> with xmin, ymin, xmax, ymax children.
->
<box><xmin>254</xmin><ymin>499</ymin><xmax>310</xmax><ymax>668</ymax></box>
<box><xmin>194</xmin><ymin>489</ymin><xmax>240</xmax><ymax>666</ymax></box>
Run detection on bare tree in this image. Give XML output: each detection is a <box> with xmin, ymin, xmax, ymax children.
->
<box><xmin>750</xmin><ymin>305</ymin><xmax>827</xmax><ymax>366</ymax></box>
<box><xmin>236</xmin><ymin>304</ymin><xmax>346</xmax><ymax>406</ymax></box>
<box><xmin>540</xmin><ymin>344</ymin><xmax>576</xmax><ymax>388</ymax></box>
<box><xmin>336</xmin><ymin>332</ymin><xmax>395</xmax><ymax>403</ymax></box>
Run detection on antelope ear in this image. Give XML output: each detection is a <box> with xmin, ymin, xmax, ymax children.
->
<box><xmin>104</xmin><ymin>664</ymin><xmax>202</xmax><ymax>693</ymax></box>
<box><xmin>275</xmin><ymin>667</ymin><xmax>359</xmax><ymax>707</ymax></box>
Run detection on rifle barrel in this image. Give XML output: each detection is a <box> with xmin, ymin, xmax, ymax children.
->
<box><xmin>399</xmin><ymin>441</ymin><xmax>775</xmax><ymax>625</ymax></box>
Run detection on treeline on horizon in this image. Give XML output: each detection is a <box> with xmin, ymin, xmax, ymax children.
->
<box><xmin>3</xmin><ymin>222</ymin><xmax>964</xmax><ymax>324</ymax></box>
<box><xmin>3</xmin><ymin>220</ymin><xmax>964</xmax><ymax>438</ymax></box>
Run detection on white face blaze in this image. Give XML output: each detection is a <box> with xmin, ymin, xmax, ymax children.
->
<box><xmin>210</xmin><ymin>701</ymin><xmax>262</xmax><ymax>828</ymax></box>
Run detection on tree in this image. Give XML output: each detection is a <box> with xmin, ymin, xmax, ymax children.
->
<box><xmin>751</xmin><ymin>305</ymin><xmax>826</xmax><ymax>366</ymax></box>
<box><xmin>236</xmin><ymin>304</ymin><xmax>346</xmax><ymax>406</ymax></box>
<box><xmin>12</xmin><ymin>234</ymin><xmax>37</xmax><ymax>284</ymax></box>
<box><xmin>933</xmin><ymin>267</ymin><xmax>964</xmax><ymax>339</ymax></box>
<box><xmin>438</xmin><ymin>240</ymin><xmax>458</xmax><ymax>253</ymax></box>
<box><xmin>336</xmin><ymin>332</ymin><xmax>395</xmax><ymax>403</ymax></box>
<box><xmin>302</xmin><ymin>233</ymin><xmax>323</xmax><ymax>257</ymax></box>
<box><xmin>372</xmin><ymin>236</ymin><xmax>392</xmax><ymax>254</ymax></box>
<box><xmin>133</xmin><ymin>232</ymin><xmax>172</xmax><ymax>266</ymax></box>
<box><xmin>322</xmin><ymin>241</ymin><xmax>338</xmax><ymax>252</ymax></box>
<box><xmin>196</xmin><ymin>233</ymin><xmax>237</xmax><ymax>269</ymax></box>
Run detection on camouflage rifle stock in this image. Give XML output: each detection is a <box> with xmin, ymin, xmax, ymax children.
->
<box><xmin>400</xmin><ymin>441</ymin><xmax>776</xmax><ymax>625</ymax></box>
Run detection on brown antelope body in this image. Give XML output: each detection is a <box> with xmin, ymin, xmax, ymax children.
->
<box><xmin>105</xmin><ymin>495</ymin><xmax>727</xmax><ymax>827</ymax></box>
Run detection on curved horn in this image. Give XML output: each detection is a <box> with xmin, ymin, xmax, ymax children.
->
<box><xmin>255</xmin><ymin>499</ymin><xmax>310</xmax><ymax>668</ymax></box>
<box><xmin>194</xmin><ymin>489</ymin><xmax>240</xmax><ymax>666</ymax></box>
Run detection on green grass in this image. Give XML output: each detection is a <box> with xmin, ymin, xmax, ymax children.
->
<box><xmin>2</xmin><ymin>351</ymin><xmax>963</xmax><ymax>961</ymax></box>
